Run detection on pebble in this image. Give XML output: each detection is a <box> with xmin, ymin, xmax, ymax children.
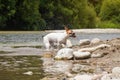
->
<box><xmin>23</xmin><ymin>71</ymin><xmax>33</xmax><ymax>75</ymax></box>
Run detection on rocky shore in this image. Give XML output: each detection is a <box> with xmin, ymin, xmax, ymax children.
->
<box><xmin>41</xmin><ymin>38</ymin><xmax>120</xmax><ymax>80</ymax></box>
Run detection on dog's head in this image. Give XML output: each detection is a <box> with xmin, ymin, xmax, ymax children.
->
<box><xmin>65</xmin><ymin>26</ymin><xmax>76</xmax><ymax>38</ymax></box>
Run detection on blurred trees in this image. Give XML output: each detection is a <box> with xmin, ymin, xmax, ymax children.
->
<box><xmin>39</xmin><ymin>0</ymin><xmax>96</xmax><ymax>29</ymax></box>
<box><xmin>100</xmin><ymin>0</ymin><xmax>120</xmax><ymax>23</ymax></box>
<box><xmin>0</xmin><ymin>0</ymin><xmax>16</xmax><ymax>29</ymax></box>
<box><xmin>99</xmin><ymin>0</ymin><xmax>120</xmax><ymax>28</ymax></box>
<box><xmin>0</xmin><ymin>0</ymin><xmax>120</xmax><ymax>30</ymax></box>
<box><xmin>15</xmin><ymin>0</ymin><xmax>46</xmax><ymax>30</ymax></box>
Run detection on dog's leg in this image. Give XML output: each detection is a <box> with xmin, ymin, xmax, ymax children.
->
<box><xmin>61</xmin><ymin>41</ymin><xmax>67</xmax><ymax>48</ymax></box>
<box><xmin>45</xmin><ymin>43</ymin><xmax>50</xmax><ymax>51</ymax></box>
<box><xmin>50</xmin><ymin>42</ymin><xmax>55</xmax><ymax>50</ymax></box>
<box><xmin>61</xmin><ymin>43</ymin><xmax>66</xmax><ymax>48</ymax></box>
<box><xmin>43</xmin><ymin>37</ymin><xmax>51</xmax><ymax>51</ymax></box>
<box><xmin>57</xmin><ymin>42</ymin><xmax>61</xmax><ymax>50</ymax></box>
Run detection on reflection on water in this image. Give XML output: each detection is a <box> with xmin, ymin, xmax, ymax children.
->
<box><xmin>0</xmin><ymin>56</ymin><xmax>44</xmax><ymax>80</ymax></box>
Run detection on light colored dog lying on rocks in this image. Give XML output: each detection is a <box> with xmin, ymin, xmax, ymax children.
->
<box><xmin>43</xmin><ymin>26</ymin><xmax>76</xmax><ymax>51</ymax></box>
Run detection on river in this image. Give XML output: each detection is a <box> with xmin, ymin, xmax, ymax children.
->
<box><xmin>0</xmin><ymin>31</ymin><xmax>119</xmax><ymax>80</ymax></box>
<box><xmin>0</xmin><ymin>31</ymin><xmax>120</xmax><ymax>45</ymax></box>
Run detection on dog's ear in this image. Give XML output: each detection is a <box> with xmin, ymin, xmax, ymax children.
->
<box><xmin>64</xmin><ymin>26</ymin><xmax>69</xmax><ymax>31</ymax></box>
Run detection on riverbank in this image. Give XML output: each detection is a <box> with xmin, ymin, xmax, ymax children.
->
<box><xmin>41</xmin><ymin>38</ymin><xmax>120</xmax><ymax>80</ymax></box>
<box><xmin>0</xmin><ymin>37</ymin><xmax>120</xmax><ymax>80</ymax></box>
<box><xmin>0</xmin><ymin>29</ymin><xmax>120</xmax><ymax>34</ymax></box>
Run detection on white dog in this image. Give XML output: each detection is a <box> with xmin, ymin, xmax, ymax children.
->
<box><xmin>43</xmin><ymin>26</ymin><xmax>76</xmax><ymax>51</ymax></box>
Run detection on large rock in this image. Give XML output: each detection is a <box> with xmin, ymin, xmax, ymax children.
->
<box><xmin>73</xmin><ymin>51</ymin><xmax>91</xmax><ymax>59</ymax></box>
<box><xmin>91</xmin><ymin>38</ymin><xmax>101</xmax><ymax>44</ymax></box>
<box><xmin>112</xmin><ymin>67</ymin><xmax>120</xmax><ymax>74</ymax></box>
<box><xmin>55</xmin><ymin>48</ymin><xmax>73</xmax><ymax>60</ymax></box>
<box><xmin>79</xmin><ymin>39</ymin><xmax>90</xmax><ymax>46</ymax></box>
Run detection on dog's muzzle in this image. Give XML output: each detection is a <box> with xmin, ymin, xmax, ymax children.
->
<box><xmin>70</xmin><ymin>33</ymin><xmax>76</xmax><ymax>38</ymax></box>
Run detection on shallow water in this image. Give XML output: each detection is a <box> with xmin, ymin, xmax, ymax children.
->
<box><xmin>0</xmin><ymin>32</ymin><xmax>119</xmax><ymax>45</ymax></box>
<box><xmin>0</xmin><ymin>56</ymin><xmax>44</xmax><ymax>80</ymax></box>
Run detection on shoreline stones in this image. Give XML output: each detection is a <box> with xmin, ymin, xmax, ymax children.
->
<box><xmin>55</xmin><ymin>43</ymin><xmax>111</xmax><ymax>60</ymax></box>
<box><xmin>41</xmin><ymin>38</ymin><xmax>120</xmax><ymax>80</ymax></box>
<box><xmin>91</xmin><ymin>53</ymin><xmax>104</xmax><ymax>58</ymax></box>
<box><xmin>73</xmin><ymin>51</ymin><xmax>91</xmax><ymax>59</ymax></box>
<box><xmin>54</xmin><ymin>48</ymin><xmax>73</xmax><ymax>60</ymax></box>
<box><xmin>70</xmin><ymin>67</ymin><xmax>120</xmax><ymax>80</ymax></box>
<box><xmin>79</xmin><ymin>44</ymin><xmax>111</xmax><ymax>52</ymax></box>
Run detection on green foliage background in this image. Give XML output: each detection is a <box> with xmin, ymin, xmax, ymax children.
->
<box><xmin>0</xmin><ymin>0</ymin><xmax>120</xmax><ymax>30</ymax></box>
